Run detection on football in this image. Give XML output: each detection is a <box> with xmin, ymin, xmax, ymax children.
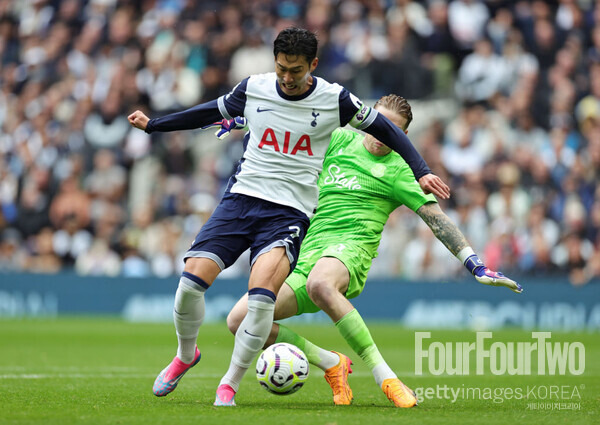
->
<box><xmin>256</xmin><ymin>343</ymin><xmax>309</xmax><ymax>395</ymax></box>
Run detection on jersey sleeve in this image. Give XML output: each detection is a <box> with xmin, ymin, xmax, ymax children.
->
<box><xmin>145</xmin><ymin>78</ymin><xmax>249</xmax><ymax>134</ymax></box>
<box><xmin>145</xmin><ymin>99</ymin><xmax>223</xmax><ymax>133</ymax></box>
<box><xmin>338</xmin><ymin>89</ymin><xmax>377</xmax><ymax>129</ymax></box>
<box><xmin>217</xmin><ymin>78</ymin><xmax>248</xmax><ymax>119</ymax></box>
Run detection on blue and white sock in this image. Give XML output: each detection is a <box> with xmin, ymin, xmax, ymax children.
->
<box><xmin>174</xmin><ymin>272</ymin><xmax>208</xmax><ymax>363</ymax></box>
<box><xmin>219</xmin><ymin>288</ymin><xmax>276</xmax><ymax>392</ymax></box>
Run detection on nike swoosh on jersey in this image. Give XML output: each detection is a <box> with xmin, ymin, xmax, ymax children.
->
<box><xmin>256</xmin><ymin>107</ymin><xmax>274</xmax><ymax>113</ymax></box>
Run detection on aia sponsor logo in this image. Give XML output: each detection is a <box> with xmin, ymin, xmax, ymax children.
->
<box><xmin>258</xmin><ymin>128</ymin><xmax>313</xmax><ymax>155</ymax></box>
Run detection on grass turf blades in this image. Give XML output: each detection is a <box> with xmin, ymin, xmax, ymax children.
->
<box><xmin>0</xmin><ymin>318</ymin><xmax>597</xmax><ymax>425</ymax></box>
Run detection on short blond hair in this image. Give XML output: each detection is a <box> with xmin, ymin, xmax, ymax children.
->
<box><xmin>374</xmin><ymin>95</ymin><xmax>413</xmax><ymax>130</ymax></box>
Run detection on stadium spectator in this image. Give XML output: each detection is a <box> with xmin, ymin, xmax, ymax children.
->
<box><xmin>83</xmin><ymin>91</ymin><xmax>130</xmax><ymax>149</ymax></box>
<box><xmin>228</xmin><ymin>29</ymin><xmax>273</xmax><ymax>85</ymax></box>
<box><xmin>455</xmin><ymin>38</ymin><xmax>504</xmax><ymax>102</ymax></box>
<box><xmin>448</xmin><ymin>0</ymin><xmax>490</xmax><ymax>54</ymax></box>
<box><xmin>486</xmin><ymin>162</ymin><xmax>531</xmax><ymax>227</ymax></box>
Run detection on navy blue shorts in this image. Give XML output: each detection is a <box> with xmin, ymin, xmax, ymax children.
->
<box><xmin>185</xmin><ymin>193</ymin><xmax>310</xmax><ymax>273</ymax></box>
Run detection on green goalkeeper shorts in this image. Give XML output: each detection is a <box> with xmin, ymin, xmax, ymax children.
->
<box><xmin>286</xmin><ymin>241</ymin><xmax>373</xmax><ymax>315</ymax></box>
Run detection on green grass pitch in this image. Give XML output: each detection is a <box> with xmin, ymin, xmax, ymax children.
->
<box><xmin>1</xmin><ymin>318</ymin><xmax>598</xmax><ymax>425</ymax></box>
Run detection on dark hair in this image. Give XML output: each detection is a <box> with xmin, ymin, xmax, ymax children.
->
<box><xmin>273</xmin><ymin>27</ymin><xmax>318</xmax><ymax>64</ymax></box>
<box><xmin>374</xmin><ymin>95</ymin><xmax>413</xmax><ymax>130</ymax></box>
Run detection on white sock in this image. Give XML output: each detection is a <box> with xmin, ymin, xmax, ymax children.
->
<box><xmin>372</xmin><ymin>363</ymin><xmax>397</xmax><ymax>388</ymax></box>
<box><xmin>220</xmin><ymin>289</ymin><xmax>275</xmax><ymax>392</ymax></box>
<box><xmin>174</xmin><ymin>273</ymin><xmax>207</xmax><ymax>363</ymax></box>
<box><xmin>314</xmin><ymin>349</ymin><xmax>341</xmax><ymax>371</ymax></box>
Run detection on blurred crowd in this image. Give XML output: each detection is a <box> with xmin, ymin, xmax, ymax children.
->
<box><xmin>0</xmin><ymin>0</ymin><xmax>598</xmax><ymax>285</ymax></box>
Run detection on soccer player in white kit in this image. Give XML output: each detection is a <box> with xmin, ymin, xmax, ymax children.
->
<box><xmin>128</xmin><ymin>27</ymin><xmax>450</xmax><ymax>406</ymax></box>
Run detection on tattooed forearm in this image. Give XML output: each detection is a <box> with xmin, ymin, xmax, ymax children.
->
<box><xmin>416</xmin><ymin>203</ymin><xmax>469</xmax><ymax>256</ymax></box>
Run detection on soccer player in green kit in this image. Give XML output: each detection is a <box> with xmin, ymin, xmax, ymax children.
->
<box><xmin>220</xmin><ymin>95</ymin><xmax>522</xmax><ymax>407</ymax></box>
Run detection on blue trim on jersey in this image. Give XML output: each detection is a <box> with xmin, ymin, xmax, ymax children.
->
<box><xmin>217</xmin><ymin>97</ymin><xmax>232</xmax><ymax>120</ymax></box>
<box><xmin>219</xmin><ymin>78</ymin><xmax>248</xmax><ymax>119</ymax></box>
<box><xmin>364</xmin><ymin>113</ymin><xmax>431</xmax><ymax>180</ymax></box>
<box><xmin>145</xmin><ymin>100</ymin><xmax>222</xmax><ymax>133</ymax></box>
<box><xmin>275</xmin><ymin>76</ymin><xmax>318</xmax><ymax>101</ymax></box>
<box><xmin>181</xmin><ymin>271</ymin><xmax>210</xmax><ymax>290</ymax></box>
<box><xmin>248</xmin><ymin>287</ymin><xmax>276</xmax><ymax>302</ymax></box>
<box><xmin>338</xmin><ymin>89</ymin><xmax>359</xmax><ymax>127</ymax></box>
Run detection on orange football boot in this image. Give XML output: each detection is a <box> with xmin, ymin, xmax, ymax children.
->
<box><xmin>324</xmin><ymin>351</ymin><xmax>354</xmax><ymax>405</ymax></box>
<box><xmin>382</xmin><ymin>378</ymin><xmax>418</xmax><ymax>408</ymax></box>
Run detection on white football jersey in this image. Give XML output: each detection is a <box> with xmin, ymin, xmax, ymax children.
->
<box><xmin>217</xmin><ymin>72</ymin><xmax>377</xmax><ymax>217</ymax></box>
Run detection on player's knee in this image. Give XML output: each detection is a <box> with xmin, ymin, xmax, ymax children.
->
<box><xmin>306</xmin><ymin>276</ymin><xmax>336</xmax><ymax>307</ymax></box>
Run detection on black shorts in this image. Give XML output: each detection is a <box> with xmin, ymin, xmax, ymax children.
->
<box><xmin>184</xmin><ymin>192</ymin><xmax>310</xmax><ymax>274</ymax></box>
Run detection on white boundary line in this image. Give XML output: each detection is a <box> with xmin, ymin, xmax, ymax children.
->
<box><xmin>0</xmin><ymin>371</ymin><xmax>459</xmax><ymax>380</ymax></box>
<box><xmin>2</xmin><ymin>368</ymin><xmax>589</xmax><ymax>380</ymax></box>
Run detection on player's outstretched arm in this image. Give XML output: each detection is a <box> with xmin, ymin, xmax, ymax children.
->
<box><xmin>128</xmin><ymin>99</ymin><xmax>227</xmax><ymax>134</ymax></box>
<box><xmin>415</xmin><ymin>202</ymin><xmax>523</xmax><ymax>293</ymax></box>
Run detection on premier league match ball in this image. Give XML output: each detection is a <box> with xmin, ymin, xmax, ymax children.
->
<box><xmin>256</xmin><ymin>343</ymin><xmax>309</xmax><ymax>395</ymax></box>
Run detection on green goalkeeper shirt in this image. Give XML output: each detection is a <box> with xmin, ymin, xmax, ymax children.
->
<box><xmin>304</xmin><ymin>128</ymin><xmax>437</xmax><ymax>259</ymax></box>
